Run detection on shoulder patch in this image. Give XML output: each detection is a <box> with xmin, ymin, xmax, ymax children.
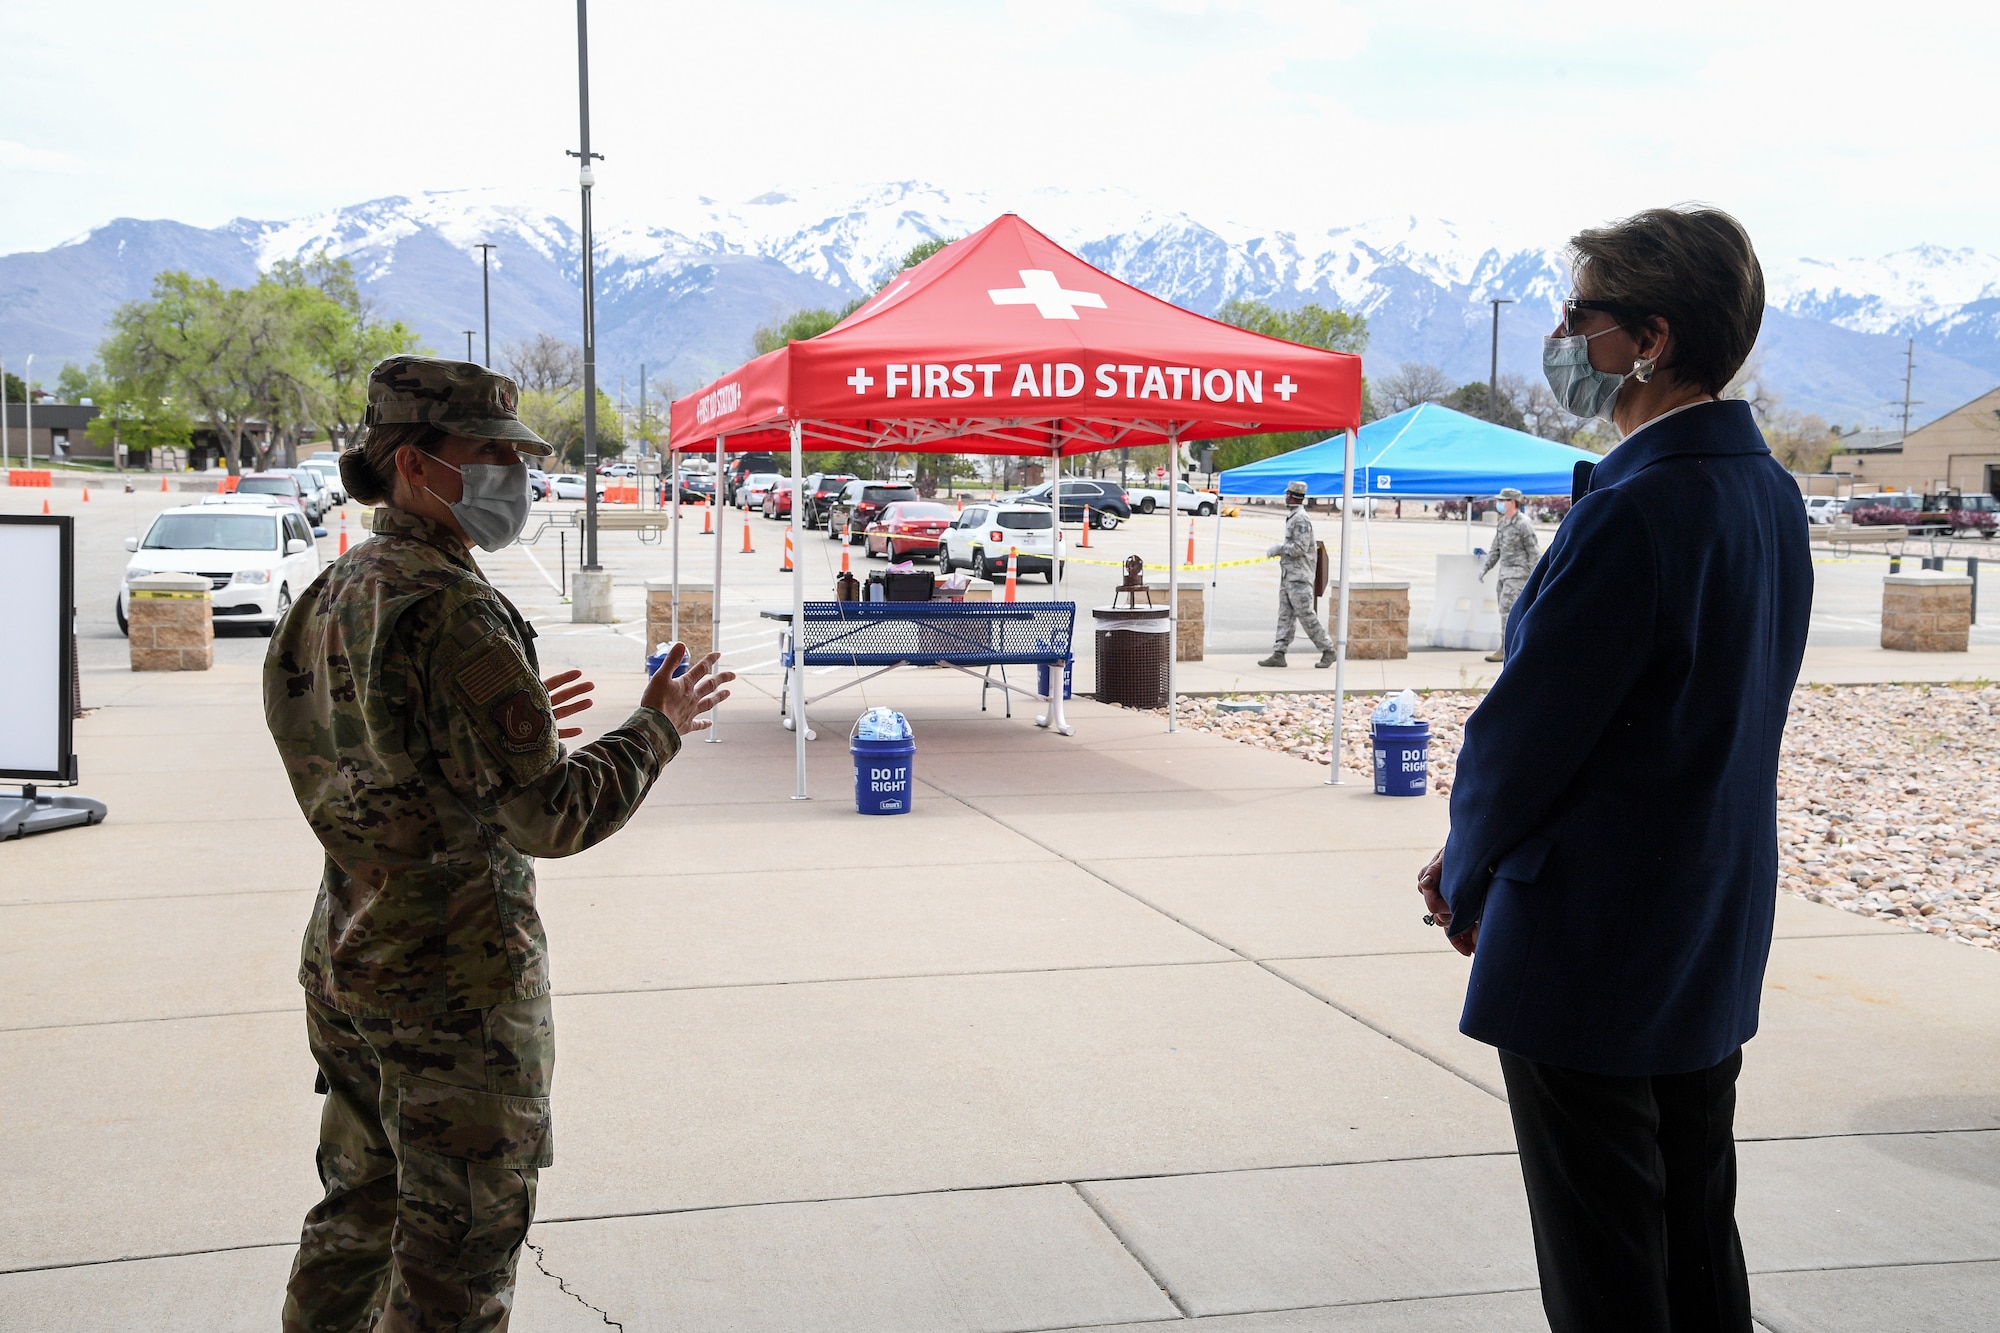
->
<box><xmin>458</xmin><ymin>639</ymin><xmax>525</xmax><ymax>707</ymax></box>
<box><xmin>491</xmin><ymin>688</ymin><xmax>551</xmax><ymax>753</ymax></box>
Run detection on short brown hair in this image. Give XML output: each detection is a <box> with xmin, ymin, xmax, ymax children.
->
<box><xmin>337</xmin><ymin>422</ymin><xmax>449</xmax><ymax>505</ymax></box>
<box><xmin>1569</xmin><ymin>206</ymin><xmax>1764</xmax><ymax>396</ymax></box>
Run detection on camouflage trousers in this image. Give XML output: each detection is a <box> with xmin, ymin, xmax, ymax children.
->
<box><xmin>1274</xmin><ymin>578</ymin><xmax>1334</xmax><ymax>653</ymax></box>
<box><xmin>282</xmin><ymin>993</ymin><xmax>555</xmax><ymax>1333</ymax></box>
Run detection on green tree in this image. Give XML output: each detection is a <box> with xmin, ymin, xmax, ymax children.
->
<box><xmin>0</xmin><ymin>369</ymin><xmax>23</xmax><ymax>403</ymax></box>
<box><xmin>55</xmin><ymin>362</ymin><xmax>93</xmax><ymax>403</ymax></box>
<box><xmin>900</xmin><ymin>237</ymin><xmax>954</xmax><ymax>269</ymax></box>
<box><xmin>1207</xmin><ymin>297</ymin><xmax>1372</xmax><ymax>471</ymax></box>
<box><xmin>519</xmin><ymin>386</ymin><xmax>625</xmax><ymax>471</ymax></box>
<box><xmin>1442</xmin><ymin>381</ymin><xmax>1527</xmax><ymax>431</ymax></box>
<box><xmin>269</xmin><ymin>251</ymin><xmax>423</xmax><ymax>450</ymax></box>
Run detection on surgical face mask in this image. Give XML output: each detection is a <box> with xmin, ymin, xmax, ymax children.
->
<box><xmin>421</xmin><ymin>452</ymin><xmax>531</xmax><ymax>550</ymax></box>
<box><xmin>1543</xmin><ymin>326</ymin><xmax>1626</xmax><ymax>422</ymax></box>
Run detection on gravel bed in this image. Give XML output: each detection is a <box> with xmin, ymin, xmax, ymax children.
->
<box><xmin>1166</xmin><ymin>683</ymin><xmax>2000</xmax><ymax>951</ymax></box>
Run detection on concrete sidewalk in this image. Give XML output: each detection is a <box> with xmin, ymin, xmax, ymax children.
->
<box><xmin>1</xmin><ymin>662</ymin><xmax>1995</xmax><ymax>1331</ymax></box>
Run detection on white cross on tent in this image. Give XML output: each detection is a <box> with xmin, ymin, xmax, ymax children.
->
<box><xmin>986</xmin><ymin>269</ymin><xmax>1107</xmax><ymax>320</ymax></box>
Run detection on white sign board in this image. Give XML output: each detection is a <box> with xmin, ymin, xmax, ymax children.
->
<box><xmin>0</xmin><ymin>517</ymin><xmax>73</xmax><ymax>780</ymax></box>
<box><xmin>1425</xmin><ymin>553</ymin><xmax>1504</xmax><ymax>652</ymax></box>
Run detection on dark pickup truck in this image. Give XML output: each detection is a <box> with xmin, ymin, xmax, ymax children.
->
<box><xmin>826</xmin><ymin>481</ymin><xmax>918</xmax><ymax>543</ymax></box>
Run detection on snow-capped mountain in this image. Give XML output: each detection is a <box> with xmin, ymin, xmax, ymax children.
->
<box><xmin>5</xmin><ymin>182</ymin><xmax>1996</xmax><ymax>431</ymax></box>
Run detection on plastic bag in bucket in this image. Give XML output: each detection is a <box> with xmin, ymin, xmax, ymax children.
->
<box><xmin>851</xmin><ymin>708</ymin><xmax>915</xmax><ymax>815</ymax></box>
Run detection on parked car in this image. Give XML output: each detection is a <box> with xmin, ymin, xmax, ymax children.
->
<box><xmin>550</xmin><ymin>473</ymin><xmax>606</xmax><ymax>501</ymax></box>
<box><xmin>233</xmin><ymin>471</ymin><xmax>314</xmax><ymax>521</ymax></box>
<box><xmin>733</xmin><ymin>472</ymin><xmax>782</xmax><ymax>509</ymax></box>
<box><xmin>726</xmin><ymin>452</ymin><xmax>779</xmax><ymax>496</ymax></box>
<box><xmin>761</xmin><ymin>478</ymin><xmax>796</xmax><ymax>519</ymax></box>
<box><xmin>1125</xmin><ymin>480</ymin><xmax>1218</xmax><ymax>516</ymax></box>
<box><xmin>283</xmin><ymin>467</ymin><xmax>332</xmax><ymax>522</ymax></box>
<box><xmin>1014</xmin><ymin>478</ymin><xmax>1131</xmax><ymax>526</ymax></box>
<box><xmin>1803</xmin><ymin>495</ymin><xmax>1841</xmax><ymax>524</ymax></box>
<box><xmin>675</xmin><ymin>472</ymin><xmax>716</xmax><ymax>504</ymax></box>
<box><xmin>527</xmin><ymin>468</ymin><xmax>552</xmax><ymax>501</ymax></box>
<box><xmin>939</xmin><ymin>502</ymin><xmax>1061</xmax><ymax>582</ymax></box>
<box><xmin>863</xmin><ymin>501</ymin><xmax>956</xmax><ymax>561</ymax></box>
<box><xmin>826</xmin><ymin>481</ymin><xmax>920</xmax><ymax>542</ymax></box>
<box><xmin>801</xmin><ymin>472</ymin><xmax>858</xmax><ymax>528</ymax></box>
<box><xmin>602</xmin><ymin>461</ymin><xmax>638</xmax><ymax>478</ymax></box>
<box><xmin>299</xmin><ymin>458</ymin><xmax>347</xmax><ymax>505</ymax></box>
<box><xmin>118</xmin><ymin>500</ymin><xmax>321</xmax><ymax>636</ymax></box>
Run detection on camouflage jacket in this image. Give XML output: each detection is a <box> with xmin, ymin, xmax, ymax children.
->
<box><xmin>264</xmin><ymin>506</ymin><xmax>680</xmax><ymax>1018</ymax></box>
<box><xmin>1482</xmin><ymin>511</ymin><xmax>1541</xmax><ymax>581</ymax></box>
<box><xmin>1268</xmin><ymin>506</ymin><xmax>1318</xmax><ymax>583</ymax></box>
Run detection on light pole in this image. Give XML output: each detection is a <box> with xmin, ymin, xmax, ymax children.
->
<box><xmin>23</xmin><ymin>353</ymin><xmax>33</xmax><ymax>468</ymax></box>
<box><xmin>475</xmin><ymin>243</ymin><xmax>497</xmax><ymax>366</ymax></box>
<box><xmin>567</xmin><ymin>0</ymin><xmax>610</xmax><ymax>620</ymax></box>
<box><xmin>1488</xmin><ymin>297</ymin><xmax>1515</xmax><ymax>424</ymax></box>
<box><xmin>2</xmin><ymin>357</ymin><xmax>9</xmax><ymax>470</ymax></box>
<box><xmin>463</xmin><ymin>331</ymin><xmax>476</xmax><ymax>361</ymax></box>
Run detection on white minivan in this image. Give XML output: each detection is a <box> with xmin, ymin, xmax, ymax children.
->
<box><xmin>118</xmin><ymin>498</ymin><xmax>322</xmax><ymax>635</ymax></box>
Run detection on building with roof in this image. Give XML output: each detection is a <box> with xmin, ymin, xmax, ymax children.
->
<box><xmin>1827</xmin><ymin>387</ymin><xmax>2000</xmax><ymax>498</ymax></box>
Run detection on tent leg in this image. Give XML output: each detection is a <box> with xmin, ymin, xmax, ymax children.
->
<box><xmin>1166</xmin><ymin>428</ymin><xmax>1179</xmax><ymax>735</ymax></box>
<box><xmin>1037</xmin><ymin>439</ymin><xmax>1072</xmax><ymax>735</ymax></box>
<box><xmin>1327</xmin><ymin>428</ymin><xmax>1355</xmax><ymax>786</ymax></box>
<box><xmin>790</xmin><ymin>421</ymin><xmax>809</xmax><ymax>797</ymax></box>
<box><xmin>669</xmin><ymin>448</ymin><xmax>680</xmax><ymax>644</ymax></box>
<box><xmin>709</xmin><ymin>434</ymin><xmax>724</xmax><ymax>744</ymax></box>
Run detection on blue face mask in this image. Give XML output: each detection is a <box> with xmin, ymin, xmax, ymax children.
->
<box><xmin>1543</xmin><ymin>327</ymin><xmax>1626</xmax><ymax>422</ymax></box>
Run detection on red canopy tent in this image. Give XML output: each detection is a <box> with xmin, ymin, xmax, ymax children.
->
<box><xmin>665</xmin><ymin>214</ymin><xmax>1366</xmax><ymax>794</ymax></box>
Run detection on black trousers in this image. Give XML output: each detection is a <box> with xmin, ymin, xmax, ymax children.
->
<box><xmin>1498</xmin><ymin>1046</ymin><xmax>1752</xmax><ymax>1333</ymax></box>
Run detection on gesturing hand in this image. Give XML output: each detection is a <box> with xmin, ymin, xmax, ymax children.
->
<box><xmin>639</xmin><ymin>644</ymin><xmax>735</xmax><ymax>737</ymax></box>
<box><xmin>1418</xmin><ymin>845</ymin><xmax>1478</xmax><ymax>958</ymax></box>
<box><xmin>543</xmin><ymin>670</ymin><xmax>596</xmax><ymax>740</ymax></box>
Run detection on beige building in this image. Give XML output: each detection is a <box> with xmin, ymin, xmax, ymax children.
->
<box><xmin>1829</xmin><ymin>385</ymin><xmax>2000</xmax><ymax>498</ymax></box>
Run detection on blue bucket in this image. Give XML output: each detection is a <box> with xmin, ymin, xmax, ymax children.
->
<box><xmin>1372</xmin><ymin>721</ymin><xmax>1430</xmax><ymax>797</ymax></box>
<box><xmin>644</xmin><ymin>650</ymin><xmax>692</xmax><ymax>678</ymax></box>
<box><xmin>851</xmin><ymin>734</ymin><xmax>916</xmax><ymax>815</ymax></box>
<box><xmin>1037</xmin><ymin>654</ymin><xmax>1075</xmax><ymax>700</ymax></box>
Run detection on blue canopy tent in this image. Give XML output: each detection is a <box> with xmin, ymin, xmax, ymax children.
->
<box><xmin>1219</xmin><ymin>402</ymin><xmax>1601</xmax><ymax>499</ymax></box>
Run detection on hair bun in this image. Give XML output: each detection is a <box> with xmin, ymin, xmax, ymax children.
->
<box><xmin>337</xmin><ymin>447</ymin><xmax>388</xmax><ymax>505</ymax></box>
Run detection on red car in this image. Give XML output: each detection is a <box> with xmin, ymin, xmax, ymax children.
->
<box><xmin>760</xmin><ymin>479</ymin><xmax>795</xmax><ymax>519</ymax></box>
<box><xmin>864</xmin><ymin>501</ymin><xmax>954</xmax><ymax>561</ymax></box>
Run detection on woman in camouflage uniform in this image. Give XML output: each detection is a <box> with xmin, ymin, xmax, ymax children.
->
<box><xmin>266</xmin><ymin>356</ymin><xmax>730</xmax><ymax>1331</ymax></box>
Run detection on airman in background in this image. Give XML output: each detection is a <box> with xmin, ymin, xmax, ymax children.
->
<box><xmin>1260</xmin><ymin>478</ymin><xmax>1336</xmax><ymax>668</ymax></box>
<box><xmin>1482</xmin><ymin>486</ymin><xmax>1541</xmax><ymax>662</ymax></box>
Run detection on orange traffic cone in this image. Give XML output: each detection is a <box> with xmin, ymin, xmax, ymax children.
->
<box><xmin>1004</xmin><ymin>547</ymin><xmax>1019</xmax><ymax>602</ymax></box>
<box><xmin>840</xmin><ymin>542</ymin><xmax>851</xmax><ymax>575</ymax></box>
<box><xmin>159</xmin><ymin>476</ymin><xmax>168</xmax><ymax>492</ymax></box>
<box><xmin>41</xmin><ymin>498</ymin><xmax>50</xmax><ymax>514</ymax></box>
<box><xmin>82</xmin><ymin>487</ymin><xmax>90</xmax><ymax>502</ymax></box>
<box><xmin>338</xmin><ymin>514</ymin><xmax>349</xmax><ymax>554</ymax></box>
<box><xmin>216</xmin><ymin>478</ymin><xmax>226</xmax><ymax>493</ymax></box>
<box><xmin>1185</xmin><ymin>526</ymin><xmax>1196</xmax><ymax>566</ymax></box>
<box><xmin>740</xmin><ymin>514</ymin><xmax>755</xmax><ymax>554</ymax></box>
<box><xmin>780</xmin><ymin>528</ymin><xmax>794</xmax><ymax>572</ymax></box>
<box><xmin>956</xmin><ymin>494</ymin><xmax>964</xmax><ymax>512</ymax></box>
<box><xmin>701</xmin><ymin>501</ymin><xmax>712</xmax><ymax>535</ymax></box>
<box><xmin>1079</xmin><ymin>507</ymin><xmax>1091</xmax><ymax>548</ymax></box>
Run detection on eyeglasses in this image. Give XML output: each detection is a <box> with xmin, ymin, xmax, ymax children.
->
<box><xmin>1559</xmin><ymin>298</ymin><xmax>1635</xmax><ymax>336</ymax></box>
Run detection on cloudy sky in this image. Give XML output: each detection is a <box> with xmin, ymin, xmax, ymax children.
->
<box><xmin>1</xmin><ymin>0</ymin><xmax>1992</xmax><ymax>262</ymax></box>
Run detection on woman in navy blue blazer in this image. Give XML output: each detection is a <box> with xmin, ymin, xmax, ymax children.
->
<box><xmin>1417</xmin><ymin>206</ymin><xmax>1812</xmax><ymax>1333</ymax></box>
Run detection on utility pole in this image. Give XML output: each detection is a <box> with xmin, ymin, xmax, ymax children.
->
<box><xmin>463</xmin><ymin>331</ymin><xmax>476</xmax><ymax>361</ymax></box>
<box><xmin>1488</xmin><ymin>297</ymin><xmax>1516</xmax><ymax>424</ymax></box>
<box><xmin>475</xmin><ymin>243</ymin><xmax>497</xmax><ymax>366</ymax></box>
<box><xmin>24</xmin><ymin>354</ymin><xmax>33</xmax><ymax>468</ymax></box>
<box><xmin>2</xmin><ymin>357</ymin><xmax>9</xmax><ymax>470</ymax></box>
<box><xmin>1900</xmin><ymin>337</ymin><xmax>1919</xmax><ymax>444</ymax></box>
<box><xmin>567</xmin><ymin>0</ymin><xmax>610</xmax><ymax>621</ymax></box>
<box><xmin>638</xmin><ymin>363</ymin><xmax>647</xmax><ymax>459</ymax></box>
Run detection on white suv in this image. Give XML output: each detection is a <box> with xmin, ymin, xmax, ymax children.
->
<box><xmin>118</xmin><ymin>499</ymin><xmax>322</xmax><ymax>636</ymax></box>
<box><xmin>939</xmin><ymin>502</ymin><xmax>1062</xmax><ymax>583</ymax></box>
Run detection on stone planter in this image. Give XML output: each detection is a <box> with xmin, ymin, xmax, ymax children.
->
<box><xmin>127</xmin><ymin>572</ymin><xmax>213</xmax><ymax>671</ymax></box>
<box><xmin>645</xmin><ymin>580</ymin><xmax>713</xmax><ymax>664</ymax></box>
<box><xmin>1330</xmin><ymin>581</ymin><xmax>1410</xmax><ymax>659</ymax></box>
<box><xmin>1145</xmin><ymin>584</ymin><xmax>1205</xmax><ymax>660</ymax></box>
<box><xmin>1881</xmin><ymin>571</ymin><xmax>1972</xmax><ymax>652</ymax></box>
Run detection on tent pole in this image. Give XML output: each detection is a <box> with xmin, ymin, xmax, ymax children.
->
<box><xmin>1465</xmin><ymin>496</ymin><xmax>1472</xmax><ymax>552</ymax></box>
<box><xmin>669</xmin><ymin>443</ymin><xmax>680</xmax><ymax>644</ymax></box>
<box><xmin>709</xmin><ymin>434</ymin><xmax>724</xmax><ymax>744</ymax></box>
<box><xmin>1166</xmin><ymin>427</ymin><xmax>1179</xmax><ymax>734</ymax></box>
<box><xmin>1038</xmin><ymin>437</ymin><xmax>1071</xmax><ymax>735</ymax></box>
<box><xmin>1210</xmin><ymin>495</ymin><xmax>1224</xmax><ymax>638</ymax></box>
<box><xmin>790</xmin><ymin>420</ymin><xmax>808</xmax><ymax>799</ymax></box>
<box><xmin>1326</xmin><ymin>427</ymin><xmax>1355</xmax><ymax>786</ymax></box>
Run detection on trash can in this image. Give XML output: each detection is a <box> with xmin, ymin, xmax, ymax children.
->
<box><xmin>1092</xmin><ymin>606</ymin><xmax>1172</xmax><ymax>708</ymax></box>
<box><xmin>851</xmin><ymin>714</ymin><xmax>916</xmax><ymax>815</ymax></box>
<box><xmin>1372</xmin><ymin>721</ymin><xmax>1430</xmax><ymax>797</ymax></box>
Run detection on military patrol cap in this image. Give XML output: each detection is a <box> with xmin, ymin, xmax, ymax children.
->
<box><xmin>1285</xmin><ymin>480</ymin><xmax>1308</xmax><ymax>501</ymax></box>
<box><xmin>1497</xmin><ymin>487</ymin><xmax>1525</xmax><ymax>502</ymax></box>
<box><xmin>364</xmin><ymin>356</ymin><xmax>554</xmax><ymax>457</ymax></box>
